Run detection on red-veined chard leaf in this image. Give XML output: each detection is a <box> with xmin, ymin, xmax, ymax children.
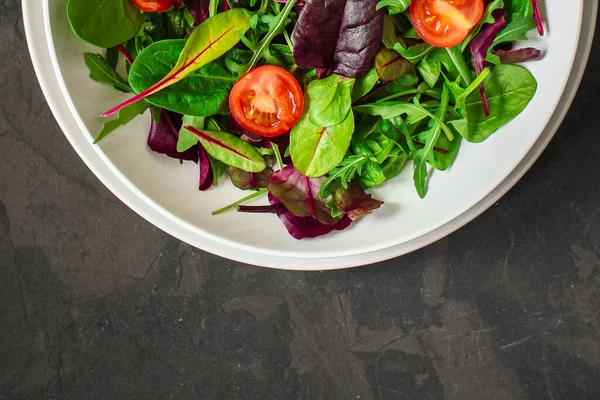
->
<box><xmin>375</xmin><ymin>48</ymin><xmax>414</xmax><ymax>82</ymax></box>
<box><xmin>327</xmin><ymin>183</ymin><xmax>383</xmax><ymax>221</ymax></box>
<box><xmin>267</xmin><ymin>165</ymin><xmax>342</xmax><ymax>225</ymax></box>
<box><xmin>292</xmin><ymin>0</ymin><xmax>384</xmax><ymax>78</ymax></box>
<box><xmin>229</xmin><ymin>156</ymin><xmax>274</xmax><ymax>190</ymax></box>
<box><xmin>127</xmin><ymin>40</ymin><xmax>237</xmax><ymax>116</ymax></box>
<box><xmin>103</xmin><ymin>9</ymin><xmax>252</xmax><ymax>117</ymax></box>
<box><xmin>290</xmin><ymin>108</ymin><xmax>355</xmax><ymax>178</ymax></box>
<box><xmin>183</xmin><ymin>126</ymin><xmax>266</xmax><ymax>172</ymax></box>
<box><xmin>94</xmin><ymin>101</ymin><xmax>149</xmax><ymax>144</ymax></box>
<box><xmin>267</xmin><ymin>194</ymin><xmax>352</xmax><ymax>240</ymax></box>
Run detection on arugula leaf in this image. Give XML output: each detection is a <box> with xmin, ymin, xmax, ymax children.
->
<box><xmin>319</xmin><ymin>155</ymin><xmax>370</xmax><ymax>198</ymax></box>
<box><xmin>84</xmin><ymin>53</ymin><xmax>131</xmax><ymax>93</ymax></box>
<box><xmin>376</xmin><ymin>0</ymin><xmax>411</xmax><ymax>15</ymax></box>
<box><xmin>94</xmin><ymin>101</ymin><xmax>149</xmax><ymax>144</ymax></box>
<box><xmin>412</xmin><ymin>83</ymin><xmax>450</xmax><ymax>198</ymax></box>
<box><xmin>67</xmin><ymin>0</ymin><xmax>147</xmax><ymax>49</ymax></box>
<box><xmin>393</xmin><ymin>42</ymin><xmax>434</xmax><ymax>63</ymax></box>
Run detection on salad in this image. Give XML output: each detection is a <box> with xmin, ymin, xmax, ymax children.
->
<box><xmin>67</xmin><ymin>0</ymin><xmax>544</xmax><ymax>239</ymax></box>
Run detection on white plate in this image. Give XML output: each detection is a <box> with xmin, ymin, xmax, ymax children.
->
<box><xmin>23</xmin><ymin>0</ymin><xmax>596</xmax><ymax>269</ymax></box>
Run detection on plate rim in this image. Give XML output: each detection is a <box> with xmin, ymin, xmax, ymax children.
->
<box><xmin>22</xmin><ymin>0</ymin><xmax>597</xmax><ymax>269</ymax></box>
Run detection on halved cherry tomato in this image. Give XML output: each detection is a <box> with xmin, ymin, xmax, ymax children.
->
<box><xmin>229</xmin><ymin>65</ymin><xmax>304</xmax><ymax>138</ymax></box>
<box><xmin>131</xmin><ymin>0</ymin><xmax>176</xmax><ymax>12</ymax></box>
<box><xmin>410</xmin><ymin>0</ymin><xmax>484</xmax><ymax>48</ymax></box>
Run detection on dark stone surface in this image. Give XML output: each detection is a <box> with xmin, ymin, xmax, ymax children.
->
<box><xmin>1</xmin><ymin>1</ymin><xmax>599</xmax><ymax>399</ymax></box>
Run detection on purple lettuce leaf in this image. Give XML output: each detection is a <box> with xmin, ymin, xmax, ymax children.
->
<box><xmin>184</xmin><ymin>0</ymin><xmax>210</xmax><ymax>26</ymax></box>
<box><xmin>198</xmin><ymin>144</ymin><xmax>213</xmax><ymax>191</ymax></box>
<box><xmin>494</xmin><ymin>47</ymin><xmax>543</xmax><ymax>64</ymax></box>
<box><xmin>148</xmin><ymin>109</ymin><xmax>199</xmax><ymax>163</ymax></box>
<box><xmin>329</xmin><ymin>183</ymin><xmax>383</xmax><ymax>221</ymax></box>
<box><xmin>267</xmin><ymin>165</ymin><xmax>342</xmax><ymax>225</ymax></box>
<box><xmin>268</xmin><ymin>194</ymin><xmax>352</xmax><ymax>240</ymax></box>
<box><xmin>292</xmin><ymin>0</ymin><xmax>384</xmax><ymax>78</ymax></box>
<box><xmin>468</xmin><ymin>8</ymin><xmax>506</xmax><ymax>117</ymax></box>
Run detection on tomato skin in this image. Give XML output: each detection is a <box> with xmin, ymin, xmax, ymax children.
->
<box><xmin>131</xmin><ymin>0</ymin><xmax>176</xmax><ymax>12</ymax></box>
<box><xmin>229</xmin><ymin>65</ymin><xmax>304</xmax><ymax>138</ymax></box>
<box><xmin>410</xmin><ymin>0</ymin><xmax>484</xmax><ymax>48</ymax></box>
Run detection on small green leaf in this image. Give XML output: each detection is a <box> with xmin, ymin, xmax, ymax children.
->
<box><xmin>94</xmin><ymin>101</ymin><xmax>149</xmax><ymax>144</ymax></box>
<box><xmin>84</xmin><ymin>53</ymin><xmax>131</xmax><ymax>93</ymax></box>
<box><xmin>351</xmin><ymin>68</ymin><xmax>379</xmax><ymax>103</ymax></box>
<box><xmin>307</xmin><ymin>75</ymin><xmax>355</xmax><ymax>127</ymax></box>
<box><xmin>177</xmin><ymin>115</ymin><xmax>204</xmax><ymax>152</ymax></box>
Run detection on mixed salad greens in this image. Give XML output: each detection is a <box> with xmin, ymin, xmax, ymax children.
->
<box><xmin>68</xmin><ymin>0</ymin><xmax>544</xmax><ymax>239</ymax></box>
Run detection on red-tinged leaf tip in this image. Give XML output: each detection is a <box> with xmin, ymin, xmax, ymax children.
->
<box><xmin>117</xmin><ymin>44</ymin><xmax>134</xmax><ymax>65</ymax></box>
<box><xmin>532</xmin><ymin>0</ymin><xmax>544</xmax><ymax>36</ymax></box>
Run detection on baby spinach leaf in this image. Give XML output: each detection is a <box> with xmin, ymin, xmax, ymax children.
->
<box><xmin>128</xmin><ymin>40</ymin><xmax>237</xmax><ymax>116</ymax></box>
<box><xmin>487</xmin><ymin>16</ymin><xmax>537</xmax><ymax>64</ymax></box>
<box><xmin>84</xmin><ymin>53</ymin><xmax>131</xmax><ymax>93</ymax></box>
<box><xmin>183</xmin><ymin>126</ymin><xmax>266</xmax><ymax>172</ymax></box>
<box><xmin>351</xmin><ymin>68</ymin><xmax>380</xmax><ymax>103</ymax></box>
<box><xmin>94</xmin><ymin>101</ymin><xmax>149</xmax><ymax>144</ymax></box>
<box><xmin>67</xmin><ymin>0</ymin><xmax>147</xmax><ymax>49</ymax></box>
<box><xmin>450</xmin><ymin>64</ymin><xmax>537</xmax><ymax>143</ymax></box>
<box><xmin>357</xmin><ymin>161</ymin><xmax>386</xmax><ymax>189</ymax></box>
<box><xmin>307</xmin><ymin>74</ymin><xmax>355</xmax><ymax>127</ymax></box>
<box><xmin>103</xmin><ymin>9</ymin><xmax>252</xmax><ymax>117</ymax></box>
<box><xmin>290</xmin><ymin>110</ymin><xmax>355</xmax><ymax>178</ymax></box>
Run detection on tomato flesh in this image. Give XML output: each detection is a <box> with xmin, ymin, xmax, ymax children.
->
<box><xmin>410</xmin><ymin>0</ymin><xmax>484</xmax><ymax>48</ymax></box>
<box><xmin>131</xmin><ymin>0</ymin><xmax>176</xmax><ymax>12</ymax></box>
<box><xmin>229</xmin><ymin>65</ymin><xmax>304</xmax><ymax>138</ymax></box>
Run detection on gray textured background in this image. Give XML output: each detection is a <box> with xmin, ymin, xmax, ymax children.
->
<box><xmin>1</xmin><ymin>1</ymin><xmax>600</xmax><ymax>399</ymax></box>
